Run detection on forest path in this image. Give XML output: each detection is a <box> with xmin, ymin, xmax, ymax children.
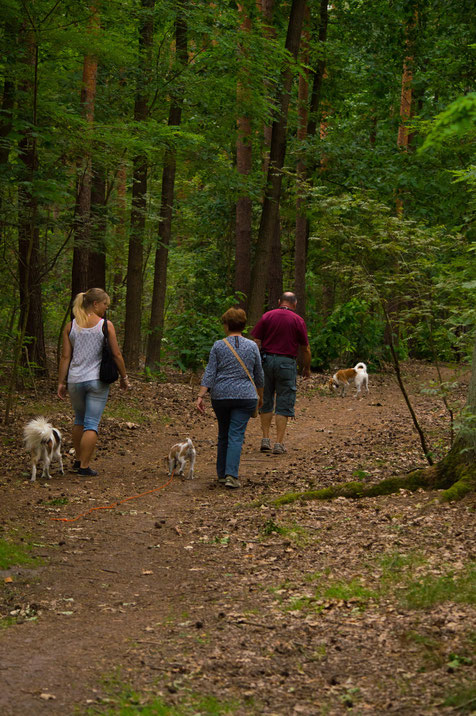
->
<box><xmin>0</xmin><ymin>363</ymin><xmax>474</xmax><ymax>715</ymax></box>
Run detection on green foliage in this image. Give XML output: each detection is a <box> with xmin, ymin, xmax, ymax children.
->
<box><xmin>308</xmin><ymin>298</ymin><xmax>385</xmax><ymax>369</ymax></box>
<box><xmin>0</xmin><ymin>0</ymin><xmax>474</xmax><ymax>380</ymax></box>
<box><xmin>163</xmin><ymin>310</ymin><xmax>222</xmax><ymax>372</ymax></box>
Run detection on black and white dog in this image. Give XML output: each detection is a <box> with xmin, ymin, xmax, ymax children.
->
<box><xmin>23</xmin><ymin>417</ymin><xmax>64</xmax><ymax>481</ymax></box>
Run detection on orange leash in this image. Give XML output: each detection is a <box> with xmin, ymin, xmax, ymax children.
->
<box><xmin>50</xmin><ymin>471</ymin><xmax>175</xmax><ymax>523</ymax></box>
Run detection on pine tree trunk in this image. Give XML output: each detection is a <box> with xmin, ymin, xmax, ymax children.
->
<box><xmin>71</xmin><ymin>7</ymin><xmax>99</xmax><ymax>298</ymax></box>
<box><xmin>396</xmin><ymin>11</ymin><xmax>416</xmax><ymax>216</ymax></box>
<box><xmin>87</xmin><ymin>164</ymin><xmax>106</xmax><ymax>289</ymax></box>
<box><xmin>266</xmin><ymin>216</ymin><xmax>283</xmax><ymax>309</ymax></box>
<box><xmin>146</xmin><ymin>5</ymin><xmax>187</xmax><ymax>369</ymax></box>
<box><xmin>234</xmin><ymin>3</ymin><xmax>252</xmax><ymax>307</ymax></box>
<box><xmin>307</xmin><ymin>0</ymin><xmax>330</xmax><ymax>317</ymax></box>
<box><xmin>111</xmin><ymin>160</ymin><xmax>127</xmax><ymax>307</ymax></box>
<box><xmin>260</xmin><ymin>0</ymin><xmax>275</xmax><ymax>173</ymax></box>
<box><xmin>294</xmin><ymin>7</ymin><xmax>310</xmax><ymax>320</ymax></box>
<box><xmin>17</xmin><ymin>21</ymin><xmax>46</xmax><ymax>373</ymax></box>
<box><xmin>123</xmin><ymin>0</ymin><xmax>155</xmax><ymax>369</ymax></box>
<box><xmin>247</xmin><ymin>0</ymin><xmax>307</xmax><ymax>327</ymax></box>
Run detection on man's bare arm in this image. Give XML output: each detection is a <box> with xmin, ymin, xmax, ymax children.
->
<box><xmin>299</xmin><ymin>344</ymin><xmax>311</xmax><ymax>378</ymax></box>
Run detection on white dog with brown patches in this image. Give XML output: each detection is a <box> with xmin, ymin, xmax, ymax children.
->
<box><xmin>329</xmin><ymin>362</ymin><xmax>369</xmax><ymax>398</ymax></box>
<box><xmin>167</xmin><ymin>438</ymin><xmax>196</xmax><ymax>479</ymax></box>
<box><xmin>23</xmin><ymin>417</ymin><xmax>64</xmax><ymax>481</ymax></box>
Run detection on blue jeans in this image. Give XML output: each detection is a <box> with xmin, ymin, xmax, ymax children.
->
<box><xmin>212</xmin><ymin>399</ymin><xmax>257</xmax><ymax>478</ymax></box>
<box><xmin>68</xmin><ymin>380</ymin><xmax>110</xmax><ymax>433</ymax></box>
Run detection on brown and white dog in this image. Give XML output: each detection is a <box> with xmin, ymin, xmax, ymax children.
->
<box><xmin>329</xmin><ymin>362</ymin><xmax>369</xmax><ymax>398</ymax></box>
<box><xmin>166</xmin><ymin>438</ymin><xmax>196</xmax><ymax>479</ymax></box>
<box><xmin>23</xmin><ymin>417</ymin><xmax>64</xmax><ymax>481</ymax></box>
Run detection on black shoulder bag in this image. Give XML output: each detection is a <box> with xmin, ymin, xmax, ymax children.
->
<box><xmin>99</xmin><ymin>318</ymin><xmax>119</xmax><ymax>384</ymax></box>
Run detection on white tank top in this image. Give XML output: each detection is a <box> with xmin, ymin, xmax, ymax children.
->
<box><xmin>68</xmin><ymin>319</ymin><xmax>105</xmax><ymax>383</ymax></box>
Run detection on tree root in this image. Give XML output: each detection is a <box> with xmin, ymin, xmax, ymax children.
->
<box><xmin>273</xmin><ymin>448</ymin><xmax>476</xmax><ymax>507</ymax></box>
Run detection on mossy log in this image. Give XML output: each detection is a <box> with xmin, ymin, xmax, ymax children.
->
<box><xmin>274</xmin><ymin>443</ymin><xmax>476</xmax><ymax>507</ymax></box>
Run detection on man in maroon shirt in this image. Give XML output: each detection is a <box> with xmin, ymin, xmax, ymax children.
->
<box><xmin>251</xmin><ymin>292</ymin><xmax>311</xmax><ymax>454</ymax></box>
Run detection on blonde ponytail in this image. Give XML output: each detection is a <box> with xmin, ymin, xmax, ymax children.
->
<box><xmin>72</xmin><ymin>288</ymin><xmax>109</xmax><ymax>329</ymax></box>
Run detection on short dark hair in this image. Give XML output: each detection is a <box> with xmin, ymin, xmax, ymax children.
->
<box><xmin>221</xmin><ymin>307</ymin><xmax>247</xmax><ymax>331</ymax></box>
<box><xmin>280</xmin><ymin>291</ymin><xmax>297</xmax><ymax>305</ymax></box>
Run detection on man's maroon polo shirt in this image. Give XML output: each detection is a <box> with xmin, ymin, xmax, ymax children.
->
<box><xmin>251</xmin><ymin>307</ymin><xmax>309</xmax><ymax>358</ymax></box>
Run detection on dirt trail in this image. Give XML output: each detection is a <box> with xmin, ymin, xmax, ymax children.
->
<box><xmin>0</xmin><ymin>364</ymin><xmax>474</xmax><ymax>715</ymax></box>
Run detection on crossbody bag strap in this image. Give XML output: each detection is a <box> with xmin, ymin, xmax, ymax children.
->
<box><xmin>102</xmin><ymin>317</ymin><xmax>109</xmax><ymax>342</ymax></box>
<box><xmin>223</xmin><ymin>338</ymin><xmax>258</xmax><ymax>397</ymax></box>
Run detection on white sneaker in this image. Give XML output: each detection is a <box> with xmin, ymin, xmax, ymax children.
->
<box><xmin>272</xmin><ymin>443</ymin><xmax>287</xmax><ymax>454</ymax></box>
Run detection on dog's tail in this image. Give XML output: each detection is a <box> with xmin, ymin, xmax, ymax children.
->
<box><xmin>23</xmin><ymin>417</ymin><xmax>54</xmax><ymax>447</ymax></box>
<box><xmin>354</xmin><ymin>362</ymin><xmax>367</xmax><ymax>372</ymax></box>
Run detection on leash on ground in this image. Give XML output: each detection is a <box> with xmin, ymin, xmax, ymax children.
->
<box><xmin>50</xmin><ymin>470</ymin><xmax>175</xmax><ymax>523</ymax></box>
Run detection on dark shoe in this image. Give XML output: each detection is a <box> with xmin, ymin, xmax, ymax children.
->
<box><xmin>260</xmin><ymin>438</ymin><xmax>271</xmax><ymax>452</ymax></box>
<box><xmin>78</xmin><ymin>467</ymin><xmax>98</xmax><ymax>476</ymax></box>
<box><xmin>225</xmin><ymin>475</ymin><xmax>240</xmax><ymax>489</ymax></box>
<box><xmin>272</xmin><ymin>443</ymin><xmax>287</xmax><ymax>454</ymax></box>
<box><xmin>70</xmin><ymin>460</ymin><xmax>80</xmax><ymax>473</ymax></box>
<box><xmin>217</xmin><ymin>475</ymin><xmax>226</xmax><ymax>484</ymax></box>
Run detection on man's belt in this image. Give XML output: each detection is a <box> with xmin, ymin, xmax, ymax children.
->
<box><xmin>264</xmin><ymin>352</ymin><xmax>297</xmax><ymax>360</ymax></box>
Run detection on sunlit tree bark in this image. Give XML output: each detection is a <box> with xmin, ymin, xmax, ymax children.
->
<box><xmin>17</xmin><ymin>19</ymin><xmax>46</xmax><ymax>373</ymax></box>
<box><xmin>71</xmin><ymin>6</ymin><xmax>99</xmax><ymax>298</ymax></box>
<box><xmin>248</xmin><ymin>0</ymin><xmax>307</xmax><ymax>326</ymax></box>
<box><xmin>146</xmin><ymin>5</ymin><xmax>187</xmax><ymax>369</ymax></box>
<box><xmin>123</xmin><ymin>0</ymin><xmax>155</xmax><ymax>369</ymax></box>
<box><xmin>234</xmin><ymin>3</ymin><xmax>252</xmax><ymax>307</ymax></box>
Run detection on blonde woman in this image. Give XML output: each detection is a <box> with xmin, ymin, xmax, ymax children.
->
<box><xmin>57</xmin><ymin>288</ymin><xmax>130</xmax><ymax>476</ymax></box>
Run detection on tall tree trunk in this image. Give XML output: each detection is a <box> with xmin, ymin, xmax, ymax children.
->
<box><xmin>87</xmin><ymin>163</ymin><xmax>107</xmax><ymax>288</ymax></box>
<box><xmin>267</xmin><ymin>217</ymin><xmax>283</xmax><ymax>308</ymax></box>
<box><xmin>294</xmin><ymin>6</ymin><xmax>310</xmax><ymax>320</ymax></box>
<box><xmin>111</xmin><ymin>160</ymin><xmax>127</xmax><ymax>307</ymax></box>
<box><xmin>123</xmin><ymin>0</ymin><xmax>155</xmax><ymax>369</ymax></box>
<box><xmin>146</xmin><ymin>5</ymin><xmax>187</xmax><ymax>370</ymax></box>
<box><xmin>306</xmin><ymin>0</ymin><xmax>330</xmax><ymax>316</ymax></box>
<box><xmin>247</xmin><ymin>0</ymin><xmax>306</xmax><ymax>327</ymax></box>
<box><xmin>17</xmin><ymin>21</ymin><xmax>46</xmax><ymax>373</ymax></box>
<box><xmin>396</xmin><ymin>11</ymin><xmax>416</xmax><ymax>216</ymax></box>
<box><xmin>234</xmin><ymin>3</ymin><xmax>252</xmax><ymax>308</ymax></box>
<box><xmin>71</xmin><ymin>7</ymin><xmax>99</xmax><ymax>298</ymax></box>
<box><xmin>260</xmin><ymin>0</ymin><xmax>275</xmax><ymax>172</ymax></box>
<box><xmin>0</xmin><ymin>79</ymin><xmax>14</xmax><ymax>167</ymax></box>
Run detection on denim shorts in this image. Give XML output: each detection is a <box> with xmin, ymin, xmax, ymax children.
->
<box><xmin>261</xmin><ymin>354</ymin><xmax>297</xmax><ymax>417</ymax></box>
<box><xmin>68</xmin><ymin>380</ymin><xmax>110</xmax><ymax>433</ymax></box>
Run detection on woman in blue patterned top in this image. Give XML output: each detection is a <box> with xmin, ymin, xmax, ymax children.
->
<box><xmin>197</xmin><ymin>308</ymin><xmax>264</xmax><ymax>489</ymax></box>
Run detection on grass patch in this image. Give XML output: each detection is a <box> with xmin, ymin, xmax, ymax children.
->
<box><xmin>284</xmin><ymin>576</ymin><xmax>378</xmax><ymax>615</ymax></box>
<box><xmin>403</xmin><ymin>630</ymin><xmax>446</xmax><ymax>670</ymax></box>
<box><xmin>23</xmin><ymin>401</ymin><xmax>58</xmax><ymax>417</ymax></box>
<box><xmin>43</xmin><ymin>496</ymin><xmax>69</xmax><ymax>506</ymax></box>
<box><xmin>376</xmin><ymin>552</ymin><xmax>476</xmax><ymax>609</ymax></box>
<box><xmin>90</xmin><ymin>680</ymin><xmax>242</xmax><ymax>715</ymax></box>
<box><xmin>443</xmin><ymin>683</ymin><xmax>476</xmax><ymax>713</ymax></box>
<box><xmin>261</xmin><ymin>519</ymin><xmax>312</xmax><ymax>546</ymax></box>
<box><xmin>402</xmin><ymin>562</ymin><xmax>476</xmax><ymax>609</ymax></box>
<box><xmin>0</xmin><ymin>536</ymin><xmax>42</xmax><ymax>570</ymax></box>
